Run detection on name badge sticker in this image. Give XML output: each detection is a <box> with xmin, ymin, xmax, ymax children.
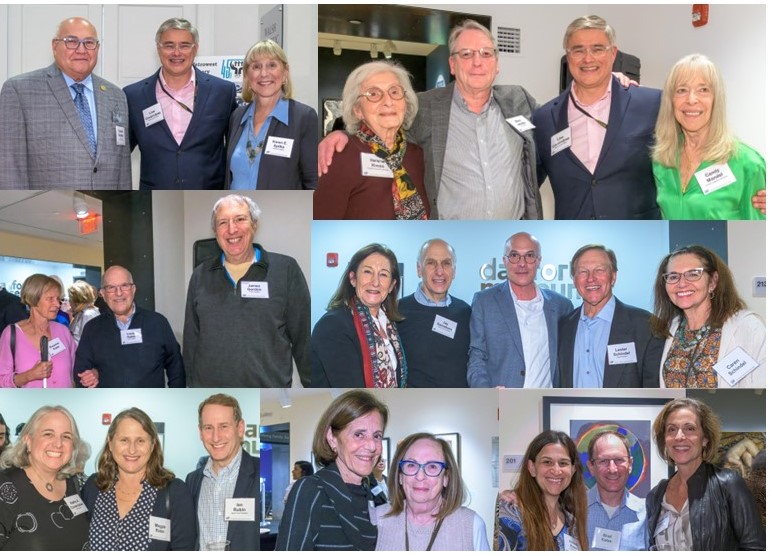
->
<box><xmin>607</xmin><ymin>342</ymin><xmax>638</xmax><ymax>365</ymax></box>
<box><xmin>431</xmin><ymin>315</ymin><xmax>458</xmax><ymax>339</ymax></box>
<box><xmin>64</xmin><ymin>494</ymin><xmax>88</xmax><ymax>517</ymax></box>
<box><xmin>360</xmin><ymin>153</ymin><xmax>393</xmax><ymax>178</ymax></box>
<box><xmin>550</xmin><ymin>128</ymin><xmax>572</xmax><ymax>156</ymax></box>
<box><xmin>713</xmin><ymin>346</ymin><xmax>758</xmax><ymax>386</ymax></box>
<box><xmin>142</xmin><ymin>103</ymin><xmax>164</xmax><ymax>127</ymax></box>
<box><xmin>265</xmin><ymin>136</ymin><xmax>294</xmax><ymax>158</ymax></box>
<box><xmin>225</xmin><ymin>497</ymin><xmax>256</xmax><ymax>522</ymax></box>
<box><xmin>47</xmin><ymin>338</ymin><xmax>66</xmax><ymax>358</ymax></box>
<box><xmin>115</xmin><ymin>125</ymin><xmax>126</xmax><ymax>146</ymax></box>
<box><xmin>695</xmin><ymin>163</ymin><xmax>737</xmax><ymax>195</ymax></box>
<box><xmin>120</xmin><ymin>329</ymin><xmax>143</xmax><ymax>345</ymax></box>
<box><xmin>506</xmin><ymin>115</ymin><xmax>536</xmax><ymax>132</ymax></box>
<box><xmin>591</xmin><ymin>527</ymin><xmax>621</xmax><ymax>551</ymax></box>
<box><xmin>148</xmin><ymin>516</ymin><xmax>171</xmax><ymax>542</ymax></box>
<box><xmin>241</xmin><ymin>281</ymin><xmax>269</xmax><ymax>299</ymax></box>
<box><xmin>563</xmin><ymin>533</ymin><xmax>581</xmax><ymax>551</ymax></box>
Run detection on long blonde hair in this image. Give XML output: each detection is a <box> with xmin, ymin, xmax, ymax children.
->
<box><xmin>652</xmin><ymin>53</ymin><xmax>735</xmax><ymax>167</ymax></box>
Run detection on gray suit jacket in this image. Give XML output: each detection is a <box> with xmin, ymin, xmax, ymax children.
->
<box><xmin>409</xmin><ymin>83</ymin><xmax>542</xmax><ymax>219</ymax></box>
<box><xmin>0</xmin><ymin>63</ymin><xmax>131</xmax><ymax>189</ymax></box>
<box><xmin>467</xmin><ymin>281</ymin><xmax>573</xmax><ymax>387</ymax></box>
<box><xmin>557</xmin><ymin>297</ymin><xmax>664</xmax><ymax>388</ymax></box>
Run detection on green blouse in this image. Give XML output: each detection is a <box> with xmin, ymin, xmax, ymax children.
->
<box><xmin>653</xmin><ymin>141</ymin><xmax>765</xmax><ymax>220</ymax></box>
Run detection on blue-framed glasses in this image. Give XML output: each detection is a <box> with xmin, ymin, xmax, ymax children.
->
<box><xmin>398</xmin><ymin>460</ymin><xmax>446</xmax><ymax>477</ymax></box>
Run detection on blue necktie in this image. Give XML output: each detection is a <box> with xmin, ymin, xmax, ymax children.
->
<box><xmin>71</xmin><ymin>83</ymin><xmax>96</xmax><ymax>156</ymax></box>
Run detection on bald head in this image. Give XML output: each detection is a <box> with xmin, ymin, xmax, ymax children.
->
<box><xmin>416</xmin><ymin>238</ymin><xmax>456</xmax><ymax>302</ymax></box>
<box><xmin>52</xmin><ymin>17</ymin><xmax>100</xmax><ymax>81</ymax></box>
<box><xmin>504</xmin><ymin>232</ymin><xmax>541</xmax><ymax>257</ymax></box>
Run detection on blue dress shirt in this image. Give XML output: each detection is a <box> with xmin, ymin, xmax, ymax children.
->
<box><xmin>62</xmin><ymin>72</ymin><xmax>98</xmax><ymax>142</ymax></box>
<box><xmin>573</xmin><ymin>296</ymin><xmax>615</xmax><ymax>388</ymax></box>
<box><xmin>230</xmin><ymin>98</ymin><xmax>290</xmax><ymax>189</ymax></box>
<box><xmin>586</xmin><ymin>484</ymin><xmax>647</xmax><ymax>550</ymax></box>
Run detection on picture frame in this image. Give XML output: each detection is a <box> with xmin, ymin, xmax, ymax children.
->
<box><xmin>436</xmin><ymin>432</ymin><xmax>461</xmax><ymax>469</ymax></box>
<box><xmin>543</xmin><ymin>396</ymin><xmax>675</xmax><ymax>497</ymax></box>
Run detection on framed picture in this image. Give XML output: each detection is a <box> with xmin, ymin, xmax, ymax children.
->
<box><xmin>323</xmin><ymin>98</ymin><xmax>342</xmax><ymax>136</ymax></box>
<box><xmin>436</xmin><ymin>433</ymin><xmax>461</xmax><ymax>468</ymax></box>
<box><xmin>543</xmin><ymin>396</ymin><xmax>675</xmax><ymax>497</ymax></box>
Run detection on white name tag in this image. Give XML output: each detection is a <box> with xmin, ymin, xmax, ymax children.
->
<box><xmin>143</xmin><ymin>103</ymin><xmax>164</xmax><ymax>127</ymax></box>
<box><xmin>264</xmin><ymin>136</ymin><xmax>294</xmax><ymax>158</ymax></box>
<box><xmin>591</xmin><ymin>527</ymin><xmax>621</xmax><ymax>551</ymax></box>
<box><xmin>607</xmin><ymin>342</ymin><xmax>638</xmax><ymax>365</ymax></box>
<box><xmin>563</xmin><ymin>533</ymin><xmax>581</xmax><ymax>551</ymax></box>
<box><xmin>654</xmin><ymin>513</ymin><xmax>669</xmax><ymax>537</ymax></box>
<box><xmin>120</xmin><ymin>329</ymin><xmax>143</xmax><ymax>345</ymax></box>
<box><xmin>47</xmin><ymin>338</ymin><xmax>66</xmax><ymax>358</ymax></box>
<box><xmin>695</xmin><ymin>163</ymin><xmax>736</xmax><ymax>195</ymax></box>
<box><xmin>551</xmin><ymin>128</ymin><xmax>572</xmax><ymax>156</ymax></box>
<box><xmin>360</xmin><ymin>153</ymin><xmax>393</xmax><ymax>178</ymax></box>
<box><xmin>713</xmin><ymin>346</ymin><xmax>758</xmax><ymax>386</ymax></box>
<box><xmin>431</xmin><ymin>315</ymin><xmax>457</xmax><ymax>339</ymax></box>
<box><xmin>370</xmin><ymin>485</ymin><xmax>384</xmax><ymax>497</ymax></box>
<box><xmin>115</xmin><ymin>125</ymin><xmax>126</xmax><ymax>146</ymax></box>
<box><xmin>241</xmin><ymin>281</ymin><xmax>269</xmax><ymax>298</ymax></box>
<box><xmin>225</xmin><ymin>497</ymin><xmax>255</xmax><ymax>521</ymax></box>
<box><xmin>148</xmin><ymin>516</ymin><xmax>171</xmax><ymax>542</ymax></box>
<box><xmin>506</xmin><ymin>115</ymin><xmax>535</xmax><ymax>132</ymax></box>
<box><xmin>64</xmin><ymin>494</ymin><xmax>88</xmax><ymax>517</ymax></box>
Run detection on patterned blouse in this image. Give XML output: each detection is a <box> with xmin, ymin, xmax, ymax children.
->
<box><xmin>89</xmin><ymin>481</ymin><xmax>158</xmax><ymax>550</ymax></box>
<box><xmin>663</xmin><ymin>321</ymin><xmax>722</xmax><ymax>388</ymax></box>
<box><xmin>498</xmin><ymin>501</ymin><xmax>575</xmax><ymax>551</ymax></box>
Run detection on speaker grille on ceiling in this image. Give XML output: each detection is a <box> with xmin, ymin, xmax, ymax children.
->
<box><xmin>497</xmin><ymin>26</ymin><xmax>521</xmax><ymax>55</ymax></box>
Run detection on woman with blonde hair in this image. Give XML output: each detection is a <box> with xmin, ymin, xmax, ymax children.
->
<box><xmin>226</xmin><ymin>39</ymin><xmax>317</xmax><ymax>189</ymax></box>
<box><xmin>67</xmin><ymin>280</ymin><xmax>100</xmax><ymax>343</ymax></box>
<box><xmin>652</xmin><ymin>53</ymin><xmax>765</xmax><ymax>219</ymax></box>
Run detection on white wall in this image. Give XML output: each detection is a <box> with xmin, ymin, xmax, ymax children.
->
<box><xmin>261</xmin><ymin>388</ymin><xmax>499</xmax><ymax>542</ymax></box>
<box><xmin>0</xmin><ymin>388</ymin><xmax>259</xmax><ymax>479</ymax></box>
<box><xmin>727</xmin><ymin>220</ymin><xmax>766</xmax><ymax>321</ymax></box>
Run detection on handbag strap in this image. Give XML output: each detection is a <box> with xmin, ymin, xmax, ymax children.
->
<box><xmin>10</xmin><ymin>325</ymin><xmax>15</xmax><ymax>373</ymax></box>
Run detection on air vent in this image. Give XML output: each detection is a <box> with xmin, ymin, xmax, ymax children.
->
<box><xmin>497</xmin><ymin>26</ymin><xmax>521</xmax><ymax>55</ymax></box>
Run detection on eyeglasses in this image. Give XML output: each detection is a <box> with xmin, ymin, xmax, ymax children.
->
<box><xmin>398</xmin><ymin>460</ymin><xmax>446</xmax><ymax>477</ymax></box>
<box><xmin>54</xmin><ymin>37</ymin><xmax>100</xmax><ymax>50</ymax></box>
<box><xmin>101</xmin><ymin>283</ymin><xmax>134</xmax><ymax>294</ymax></box>
<box><xmin>506</xmin><ymin>251</ymin><xmax>538</xmax><ymax>264</ymax></box>
<box><xmin>566</xmin><ymin>45</ymin><xmax>612</xmax><ymax>59</ymax></box>
<box><xmin>158</xmin><ymin>42</ymin><xmax>196</xmax><ymax>53</ymax></box>
<box><xmin>451</xmin><ymin>47</ymin><xmax>498</xmax><ymax>60</ymax></box>
<box><xmin>591</xmin><ymin>457</ymin><xmax>631</xmax><ymax>469</ymax></box>
<box><xmin>215</xmin><ymin>215</ymin><xmax>252</xmax><ymax>229</ymax></box>
<box><xmin>662</xmin><ymin>268</ymin><xmax>705</xmax><ymax>284</ymax></box>
<box><xmin>359</xmin><ymin>86</ymin><xmax>406</xmax><ymax>103</ymax></box>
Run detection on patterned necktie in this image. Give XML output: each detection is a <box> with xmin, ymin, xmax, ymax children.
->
<box><xmin>71</xmin><ymin>83</ymin><xmax>96</xmax><ymax>156</ymax></box>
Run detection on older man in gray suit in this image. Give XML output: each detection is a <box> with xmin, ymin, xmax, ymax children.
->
<box><xmin>467</xmin><ymin>232</ymin><xmax>573</xmax><ymax>387</ymax></box>
<box><xmin>319</xmin><ymin>19</ymin><xmax>541</xmax><ymax>220</ymax></box>
<box><xmin>0</xmin><ymin>17</ymin><xmax>130</xmax><ymax>189</ymax></box>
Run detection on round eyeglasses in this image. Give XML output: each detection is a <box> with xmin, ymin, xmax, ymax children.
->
<box><xmin>359</xmin><ymin>86</ymin><xmax>405</xmax><ymax>103</ymax></box>
<box><xmin>506</xmin><ymin>252</ymin><xmax>538</xmax><ymax>264</ymax></box>
<box><xmin>662</xmin><ymin>268</ymin><xmax>705</xmax><ymax>284</ymax></box>
<box><xmin>398</xmin><ymin>460</ymin><xmax>446</xmax><ymax>477</ymax></box>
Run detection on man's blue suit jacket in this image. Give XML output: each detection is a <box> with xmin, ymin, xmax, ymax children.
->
<box><xmin>532</xmin><ymin>78</ymin><xmax>662</xmax><ymax>219</ymax></box>
<box><xmin>185</xmin><ymin>450</ymin><xmax>260</xmax><ymax>550</ymax></box>
<box><xmin>124</xmin><ymin>67</ymin><xmax>236</xmax><ymax>189</ymax></box>
<box><xmin>467</xmin><ymin>281</ymin><xmax>574</xmax><ymax>387</ymax></box>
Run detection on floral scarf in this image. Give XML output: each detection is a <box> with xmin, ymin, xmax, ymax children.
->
<box><xmin>350</xmin><ymin>297</ymin><xmax>407</xmax><ymax>388</ymax></box>
<box><xmin>355</xmin><ymin>123</ymin><xmax>427</xmax><ymax>220</ymax></box>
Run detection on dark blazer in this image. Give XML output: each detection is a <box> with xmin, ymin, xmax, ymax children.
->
<box><xmin>557</xmin><ymin>297</ymin><xmax>663</xmax><ymax>388</ymax></box>
<box><xmin>82</xmin><ymin>475</ymin><xmax>196</xmax><ymax>550</ymax></box>
<box><xmin>409</xmin><ymin>83</ymin><xmax>542</xmax><ymax>219</ymax></box>
<box><xmin>532</xmin><ymin>78</ymin><xmax>662</xmax><ymax>219</ymax></box>
<box><xmin>467</xmin><ymin>282</ymin><xmax>574</xmax><ymax>388</ymax></box>
<box><xmin>311</xmin><ymin>306</ymin><xmax>406</xmax><ymax>387</ymax></box>
<box><xmin>185</xmin><ymin>450</ymin><xmax>259</xmax><ymax>551</ymax></box>
<box><xmin>124</xmin><ymin>67</ymin><xmax>237</xmax><ymax>189</ymax></box>
<box><xmin>0</xmin><ymin>64</ymin><xmax>131</xmax><ymax>189</ymax></box>
<box><xmin>0</xmin><ymin>289</ymin><xmax>26</xmax><ymax>335</ymax></box>
<box><xmin>646</xmin><ymin>462</ymin><xmax>764</xmax><ymax>550</ymax></box>
<box><xmin>225</xmin><ymin>99</ymin><xmax>317</xmax><ymax>189</ymax></box>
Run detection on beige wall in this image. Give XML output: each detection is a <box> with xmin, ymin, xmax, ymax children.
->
<box><xmin>0</xmin><ymin>230</ymin><xmax>103</xmax><ymax>268</ymax></box>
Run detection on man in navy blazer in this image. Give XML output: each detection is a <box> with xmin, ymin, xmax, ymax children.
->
<box><xmin>124</xmin><ymin>18</ymin><xmax>236</xmax><ymax>189</ymax></box>
<box><xmin>557</xmin><ymin>245</ymin><xmax>663</xmax><ymax>388</ymax></box>
<box><xmin>468</xmin><ymin>232</ymin><xmax>574</xmax><ymax>387</ymax></box>
<box><xmin>186</xmin><ymin>393</ymin><xmax>259</xmax><ymax>551</ymax></box>
<box><xmin>532</xmin><ymin>15</ymin><xmax>661</xmax><ymax>220</ymax></box>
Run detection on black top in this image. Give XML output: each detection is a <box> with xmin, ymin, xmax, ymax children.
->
<box><xmin>0</xmin><ymin>466</ymin><xmax>90</xmax><ymax>551</ymax></box>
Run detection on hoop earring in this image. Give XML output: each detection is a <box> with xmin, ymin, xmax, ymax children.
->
<box><xmin>709</xmin><ymin>290</ymin><xmax>715</xmax><ymax>300</ymax></box>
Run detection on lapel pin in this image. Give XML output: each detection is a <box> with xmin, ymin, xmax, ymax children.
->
<box><xmin>100</xmin><ymin>84</ymin><xmax>107</xmax><ymax>91</ymax></box>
